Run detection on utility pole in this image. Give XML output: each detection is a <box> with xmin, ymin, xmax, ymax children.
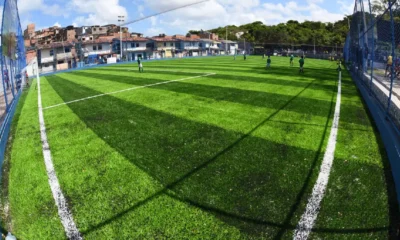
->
<box><xmin>118</xmin><ymin>16</ymin><xmax>125</xmax><ymax>61</ymax></box>
<box><xmin>208</xmin><ymin>32</ymin><xmax>211</xmax><ymax>55</ymax></box>
<box><xmin>225</xmin><ymin>26</ymin><xmax>228</xmax><ymax>55</ymax></box>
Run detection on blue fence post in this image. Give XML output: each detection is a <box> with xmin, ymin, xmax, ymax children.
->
<box><xmin>368</xmin><ymin>0</ymin><xmax>375</xmax><ymax>95</ymax></box>
<box><xmin>0</xmin><ymin>56</ymin><xmax>9</xmax><ymax>113</ymax></box>
<box><xmin>387</xmin><ymin>1</ymin><xmax>396</xmax><ymax>117</ymax></box>
<box><xmin>8</xmin><ymin>60</ymin><xmax>15</xmax><ymax>98</ymax></box>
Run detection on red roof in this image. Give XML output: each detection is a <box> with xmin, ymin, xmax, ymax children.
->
<box><xmin>151</xmin><ymin>36</ymin><xmax>178</xmax><ymax>42</ymax></box>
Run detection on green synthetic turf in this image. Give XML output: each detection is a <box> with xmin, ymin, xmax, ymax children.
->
<box><xmin>4</xmin><ymin>56</ymin><xmax>398</xmax><ymax>239</ymax></box>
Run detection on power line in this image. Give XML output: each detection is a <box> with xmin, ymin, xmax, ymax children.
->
<box><xmin>118</xmin><ymin>0</ymin><xmax>209</xmax><ymax>27</ymax></box>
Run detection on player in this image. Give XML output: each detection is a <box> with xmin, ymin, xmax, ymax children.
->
<box><xmin>290</xmin><ymin>54</ymin><xmax>294</xmax><ymax>67</ymax></box>
<box><xmin>385</xmin><ymin>55</ymin><xmax>393</xmax><ymax>77</ymax></box>
<box><xmin>137</xmin><ymin>57</ymin><xmax>143</xmax><ymax>73</ymax></box>
<box><xmin>299</xmin><ymin>56</ymin><xmax>305</xmax><ymax>73</ymax></box>
<box><xmin>266</xmin><ymin>56</ymin><xmax>271</xmax><ymax>69</ymax></box>
<box><xmin>337</xmin><ymin>60</ymin><xmax>342</xmax><ymax>72</ymax></box>
<box><xmin>25</xmin><ymin>71</ymin><xmax>30</xmax><ymax>87</ymax></box>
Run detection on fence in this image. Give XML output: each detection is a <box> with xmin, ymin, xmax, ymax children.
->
<box><xmin>0</xmin><ymin>0</ymin><xmax>27</xmax><ymax>126</ymax></box>
<box><xmin>345</xmin><ymin>0</ymin><xmax>400</xmax><ymax>133</ymax></box>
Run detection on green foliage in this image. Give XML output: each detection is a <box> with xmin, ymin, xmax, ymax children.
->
<box><xmin>189</xmin><ymin>17</ymin><xmax>352</xmax><ymax>46</ymax></box>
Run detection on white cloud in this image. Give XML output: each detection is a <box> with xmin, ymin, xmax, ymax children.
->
<box><xmin>141</xmin><ymin>0</ymin><xmax>349</xmax><ymax>34</ymax></box>
<box><xmin>53</xmin><ymin>22</ymin><xmax>61</xmax><ymax>27</ymax></box>
<box><xmin>144</xmin><ymin>27</ymin><xmax>165</xmax><ymax>37</ymax></box>
<box><xmin>69</xmin><ymin>0</ymin><xmax>128</xmax><ymax>26</ymax></box>
<box><xmin>18</xmin><ymin>0</ymin><xmax>65</xmax><ymax>17</ymax></box>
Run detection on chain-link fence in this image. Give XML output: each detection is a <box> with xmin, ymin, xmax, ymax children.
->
<box><xmin>0</xmin><ymin>0</ymin><xmax>27</xmax><ymax>127</ymax></box>
<box><xmin>345</xmin><ymin>0</ymin><xmax>400</xmax><ymax>133</ymax></box>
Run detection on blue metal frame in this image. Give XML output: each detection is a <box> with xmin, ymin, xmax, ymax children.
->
<box><xmin>368</xmin><ymin>0</ymin><xmax>375</xmax><ymax>94</ymax></box>
<box><xmin>387</xmin><ymin>0</ymin><xmax>396</xmax><ymax>116</ymax></box>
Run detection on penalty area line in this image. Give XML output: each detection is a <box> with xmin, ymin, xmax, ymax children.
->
<box><xmin>293</xmin><ymin>71</ymin><xmax>342</xmax><ymax>240</ymax></box>
<box><xmin>44</xmin><ymin>73</ymin><xmax>216</xmax><ymax>110</ymax></box>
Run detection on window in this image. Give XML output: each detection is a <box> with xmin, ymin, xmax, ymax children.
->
<box><xmin>98</xmin><ymin>45</ymin><xmax>102</xmax><ymax>50</ymax></box>
<box><xmin>90</xmin><ymin>37</ymin><xmax>93</xmax><ymax>40</ymax></box>
<box><xmin>170</xmin><ymin>43</ymin><xmax>173</xmax><ymax>47</ymax></box>
<box><xmin>50</xmin><ymin>50</ymin><xmax>54</xmax><ymax>56</ymax></box>
<box><xmin>93</xmin><ymin>28</ymin><xmax>97</xmax><ymax>31</ymax></box>
<box><xmin>82</xmin><ymin>38</ymin><xmax>86</xmax><ymax>41</ymax></box>
<box><xmin>131</xmin><ymin>43</ymin><xmax>135</xmax><ymax>48</ymax></box>
<box><xmin>65</xmin><ymin>47</ymin><xmax>71</xmax><ymax>53</ymax></box>
<box><xmin>136</xmin><ymin>43</ymin><xmax>139</xmax><ymax>48</ymax></box>
<box><xmin>99</xmin><ymin>28</ymin><xmax>103</xmax><ymax>31</ymax></box>
<box><xmin>164</xmin><ymin>42</ymin><xmax>167</xmax><ymax>47</ymax></box>
<box><xmin>93</xmin><ymin>45</ymin><xmax>97</xmax><ymax>51</ymax></box>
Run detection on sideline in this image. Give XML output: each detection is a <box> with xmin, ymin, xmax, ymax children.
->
<box><xmin>293</xmin><ymin>71</ymin><xmax>342</xmax><ymax>239</ymax></box>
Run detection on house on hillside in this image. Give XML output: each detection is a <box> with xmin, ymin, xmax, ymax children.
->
<box><xmin>220</xmin><ymin>40</ymin><xmax>238</xmax><ymax>55</ymax></box>
<box><xmin>80</xmin><ymin>36</ymin><xmax>114</xmax><ymax>64</ymax></box>
<box><xmin>150</xmin><ymin>34</ymin><xmax>178</xmax><ymax>59</ymax></box>
<box><xmin>37</xmin><ymin>42</ymin><xmax>75</xmax><ymax>73</ymax></box>
<box><xmin>173</xmin><ymin>35</ymin><xmax>201</xmax><ymax>57</ymax></box>
<box><xmin>112</xmin><ymin>37</ymin><xmax>149</xmax><ymax>61</ymax></box>
<box><xmin>200</xmin><ymin>39</ymin><xmax>221</xmax><ymax>55</ymax></box>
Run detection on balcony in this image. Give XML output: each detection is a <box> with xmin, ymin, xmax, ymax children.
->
<box><xmin>126</xmin><ymin>47</ymin><xmax>147</xmax><ymax>52</ymax></box>
<box><xmin>183</xmin><ymin>46</ymin><xmax>200</xmax><ymax>50</ymax></box>
<box><xmin>56</xmin><ymin>52</ymin><xmax>72</xmax><ymax>60</ymax></box>
<box><xmin>41</xmin><ymin>56</ymin><xmax>54</xmax><ymax>63</ymax></box>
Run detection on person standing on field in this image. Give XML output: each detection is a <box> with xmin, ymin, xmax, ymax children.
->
<box><xmin>299</xmin><ymin>56</ymin><xmax>305</xmax><ymax>73</ymax></box>
<box><xmin>290</xmin><ymin>54</ymin><xmax>294</xmax><ymax>67</ymax></box>
<box><xmin>266</xmin><ymin>56</ymin><xmax>271</xmax><ymax>69</ymax></box>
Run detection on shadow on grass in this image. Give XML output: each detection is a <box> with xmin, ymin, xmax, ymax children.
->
<box><xmin>64</xmin><ymin>69</ymin><xmax>365</xmax><ymax>126</ymax></box>
<box><xmin>44</xmin><ymin>72</ymin><xmax>396</xmax><ymax>238</ymax></box>
<box><xmin>47</xmin><ymin>74</ymin><xmax>328</xmax><ymax>236</ymax></box>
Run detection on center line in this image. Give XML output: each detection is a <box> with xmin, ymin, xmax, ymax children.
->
<box><xmin>44</xmin><ymin>73</ymin><xmax>216</xmax><ymax>110</ymax></box>
<box><xmin>293</xmin><ymin>71</ymin><xmax>342</xmax><ymax>240</ymax></box>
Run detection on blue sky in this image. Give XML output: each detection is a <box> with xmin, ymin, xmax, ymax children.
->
<box><xmin>15</xmin><ymin>0</ymin><xmax>355</xmax><ymax>37</ymax></box>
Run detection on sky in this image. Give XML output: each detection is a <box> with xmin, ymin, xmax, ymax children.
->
<box><xmin>16</xmin><ymin>0</ymin><xmax>356</xmax><ymax>37</ymax></box>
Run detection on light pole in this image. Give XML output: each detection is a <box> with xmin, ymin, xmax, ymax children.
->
<box><xmin>118</xmin><ymin>16</ymin><xmax>125</xmax><ymax>61</ymax></box>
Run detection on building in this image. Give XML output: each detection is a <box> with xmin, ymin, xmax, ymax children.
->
<box><xmin>113</xmin><ymin>37</ymin><xmax>149</xmax><ymax>61</ymax></box>
<box><xmin>199</xmin><ymin>32</ymin><xmax>219</xmax><ymax>40</ymax></box>
<box><xmin>200</xmin><ymin>39</ymin><xmax>221</xmax><ymax>55</ymax></box>
<box><xmin>91</xmin><ymin>26</ymin><xmax>108</xmax><ymax>36</ymax></box>
<box><xmin>78</xmin><ymin>36</ymin><xmax>114</xmax><ymax>64</ymax></box>
<box><xmin>150</xmin><ymin>34</ymin><xmax>178</xmax><ymax>59</ymax></box>
<box><xmin>37</xmin><ymin>42</ymin><xmax>76</xmax><ymax>73</ymax></box>
<box><xmin>173</xmin><ymin>35</ymin><xmax>201</xmax><ymax>57</ymax></box>
<box><xmin>219</xmin><ymin>40</ymin><xmax>238</xmax><ymax>55</ymax></box>
<box><xmin>24</xmin><ymin>23</ymin><xmax>35</xmax><ymax>39</ymax></box>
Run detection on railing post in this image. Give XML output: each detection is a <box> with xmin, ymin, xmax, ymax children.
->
<box><xmin>368</xmin><ymin>0</ymin><xmax>375</xmax><ymax>95</ymax></box>
<box><xmin>1</xmin><ymin>56</ymin><xmax>9</xmax><ymax>113</ymax></box>
<box><xmin>8</xmin><ymin>60</ymin><xmax>15</xmax><ymax>98</ymax></box>
<box><xmin>387</xmin><ymin>0</ymin><xmax>396</xmax><ymax>117</ymax></box>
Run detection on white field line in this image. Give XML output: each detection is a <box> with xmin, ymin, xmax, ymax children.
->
<box><xmin>103</xmin><ymin>67</ymin><xmax>214</xmax><ymax>75</ymax></box>
<box><xmin>293</xmin><ymin>71</ymin><xmax>342</xmax><ymax>240</ymax></box>
<box><xmin>44</xmin><ymin>73</ymin><xmax>216</xmax><ymax>110</ymax></box>
<box><xmin>37</xmin><ymin>75</ymin><xmax>83</xmax><ymax>239</ymax></box>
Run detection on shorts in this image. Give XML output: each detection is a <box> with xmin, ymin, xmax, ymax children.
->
<box><xmin>139</xmin><ymin>63</ymin><xmax>143</xmax><ymax>68</ymax></box>
<box><xmin>267</xmin><ymin>63</ymin><xmax>271</xmax><ymax>67</ymax></box>
<box><xmin>386</xmin><ymin>64</ymin><xmax>392</xmax><ymax>71</ymax></box>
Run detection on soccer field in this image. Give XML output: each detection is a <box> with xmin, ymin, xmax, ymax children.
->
<box><xmin>5</xmin><ymin>56</ymin><xmax>399</xmax><ymax>239</ymax></box>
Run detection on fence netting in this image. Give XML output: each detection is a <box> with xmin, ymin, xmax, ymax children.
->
<box><xmin>345</xmin><ymin>0</ymin><xmax>400</xmax><ymax>132</ymax></box>
<box><xmin>0</xmin><ymin>0</ymin><xmax>26</xmax><ymax>126</ymax></box>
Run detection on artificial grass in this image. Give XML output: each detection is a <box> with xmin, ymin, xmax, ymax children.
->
<box><xmin>4</xmin><ymin>56</ymin><xmax>398</xmax><ymax>239</ymax></box>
